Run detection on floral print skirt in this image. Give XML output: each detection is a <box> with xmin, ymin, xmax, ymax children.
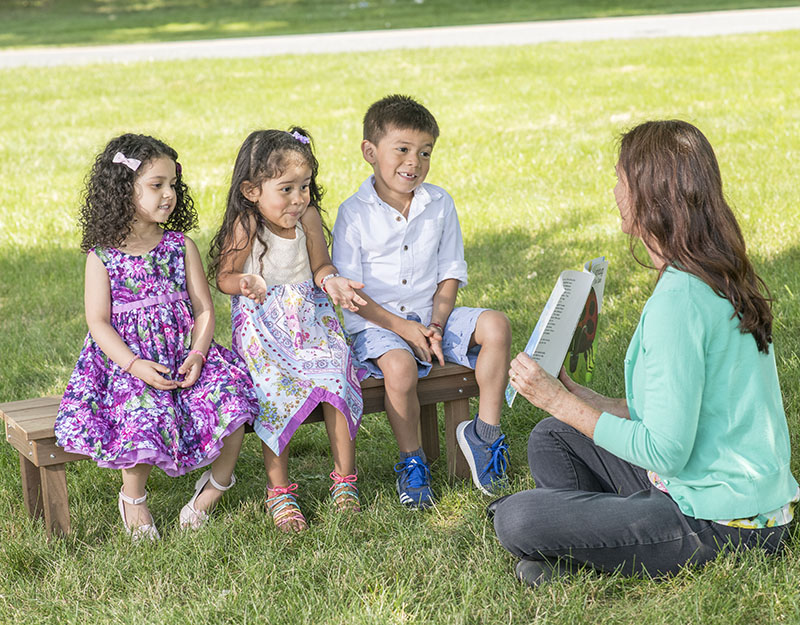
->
<box><xmin>231</xmin><ymin>280</ymin><xmax>364</xmax><ymax>456</ymax></box>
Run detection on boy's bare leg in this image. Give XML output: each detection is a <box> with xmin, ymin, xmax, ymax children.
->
<box><xmin>378</xmin><ymin>348</ymin><xmax>435</xmax><ymax>508</ymax></box>
<box><xmin>457</xmin><ymin>309</ymin><xmax>513</xmax><ymax>494</ymax></box>
<box><xmin>471</xmin><ymin>310</ymin><xmax>512</xmax><ymax>425</ymax></box>
<box><xmin>376</xmin><ymin>349</ymin><xmax>421</xmax><ymax>453</ymax></box>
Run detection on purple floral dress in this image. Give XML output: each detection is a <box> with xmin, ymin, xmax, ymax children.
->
<box><xmin>55</xmin><ymin>231</ymin><xmax>258</xmax><ymax>477</ymax></box>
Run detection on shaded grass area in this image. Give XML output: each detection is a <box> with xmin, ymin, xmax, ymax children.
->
<box><xmin>0</xmin><ymin>0</ymin><xmax>799</xmax><ymax>48</ymax></box>
<box><xmin>2</xmin><ymin>31</ymin><xmax>800</xmax><ymax>624</ymax></box>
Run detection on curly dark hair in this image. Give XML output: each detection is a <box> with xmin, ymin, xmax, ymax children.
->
<box><xmin>207</xmin><ymin>127</ymin><xmax>326</xmax><ymax>283</ymax></box>
<box><xmin>78</xmin><ymin>133</ymin><xmax>197</xmax><ymax>252</ymax></box>
<box><xmin>618</xmin><ymin>120</ymin><xmax>773</xmax><ymax>353</ymax></box>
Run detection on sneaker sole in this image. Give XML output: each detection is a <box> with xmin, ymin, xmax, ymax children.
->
<box><xmin>456</xmin><ymin>420</ymin><xmax>494</xmax><ymax>496</ymax></box>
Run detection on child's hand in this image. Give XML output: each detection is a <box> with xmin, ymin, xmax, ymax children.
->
<box><xmin>177</xmin><ymin>352</ymin><xmax>204</xmax><ymax>388</ymax></box>
<box><xmin>398</xmin><ymin>320</ymin><xmax>438</xmax><ymax>363</ymax></box>
<box><xmin>240</xmin><ymin>274</ymin><xmax>268</xmax><ymax>304</ymax></box>
<box><xmin>427</xmin><ymin>324</ymin><xmax>445</xmax><ymax>367</ymax></box>
<box><xmin>130</xmin><ymin>359</ymin><xmax>178</xmax><ymax>390</ymax></box>
<box><xmin>324</xmin><ymin>276</ymin><xmax>367</xmax><ymax>312</ymax></box>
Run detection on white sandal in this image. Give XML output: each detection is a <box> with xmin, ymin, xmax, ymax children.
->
<box><xmin>179</xmin><ymin>470</ymin><xmax>236</xmax><ymax>530</ymax></box>
<box><xmin>118</xmin><ymin>490</ymin><xmax>160</xmax><ymax>542</ymax></box>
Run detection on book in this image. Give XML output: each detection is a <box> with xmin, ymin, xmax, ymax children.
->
<box><xmin>505</xmin><ymin>256</ymin><xmax>608</xmax><ymax>407</ymax></box>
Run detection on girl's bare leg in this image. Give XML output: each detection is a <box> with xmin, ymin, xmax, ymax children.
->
<box><xmin>193</xmin><ymin>424</ymin><xmax>245</xmax><ymax>512</ymax></box>
<box><xmin>323</xmin><ymin>403</ymin><xmax>360</xmax><ymax>511</ymax></box>
<box><xmin>263</xmin><ymin>442</ymin><xmax>307</xmax><ymax>532</ymax></box>
<box><xmin>322</xmin><ymin>403</ymin><xmax>356</xmax><ymax>476</ymax></box>
<box><xmin>121</xmin><ymin>464</ymin><xmax>155</xmax><ymax>529</ymax></box>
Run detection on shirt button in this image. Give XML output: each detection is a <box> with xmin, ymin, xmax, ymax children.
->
<box><xmin>395</xmin><ymin>216</ymin><xmax>402</xmax><ymax>222</ymax></box>
<box><xmin>401</xmin><ymin>279</ymin><xmax>407</xmax><ymax>285</ymax></box>
<box><xmin>403</xmin><ymin>245</ymin><xmax>409</xmax><ymax>251</ymax></box>
<box><xmin>400</xmin><ymin>306</ymin><xmax>406</xmax><ymax>312</ymax></box>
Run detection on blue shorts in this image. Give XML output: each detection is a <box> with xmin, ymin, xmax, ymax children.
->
<box><xmin>350</xmin><ymin>307</ymin><xmax>487</xmax><ymax>379</ymax></box>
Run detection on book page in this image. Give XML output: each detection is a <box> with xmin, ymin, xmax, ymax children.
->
<box><xmin>584</xmin><ymin>256</ymin><xmax>608</xmax><ymax>312</ymax></box>
<box><xmin>505</xmin><ymin>269</ymin><xmax>594</xmax><ymax>407</ymax></box>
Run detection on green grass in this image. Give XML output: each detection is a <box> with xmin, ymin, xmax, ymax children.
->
<box><xmin>2</xmin><ymin>31</ymin><xmax>800</xmax><ymax>624</ymax></box>
<box><xmin>0</xmin><ymin>0</ymin><xmax>799</xmax><ymax>48</ymax></box>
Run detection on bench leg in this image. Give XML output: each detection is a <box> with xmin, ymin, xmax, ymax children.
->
<box><xmin>40</xmin><ymin>463</ymin><xmax>71</xmax><ymax>537</ymax></box>
<box><xmin>444</xmin><ymin>398</ymin><xmax>471</xmax><ymax>481</ymax></box>
<box><xmin>19</xmin><ymin>453</ymin><xmax>44</xmax><ymax>520</ymax></box>
<box><xmin>419</xmin><ymin>404</ymin><xmax>440</xmax><ymax>463</ymax></box>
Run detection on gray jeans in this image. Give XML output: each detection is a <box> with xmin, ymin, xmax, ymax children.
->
<box><xmin>493</xmin><ymin>417</ymin><xmax>789</xmax><ymax>578</ymax></box>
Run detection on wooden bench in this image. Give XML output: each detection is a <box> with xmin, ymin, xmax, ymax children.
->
<box><xmin>1</xmin><ymin>363</ymin><xmax>477</xmax><ymax>537</ymax></box>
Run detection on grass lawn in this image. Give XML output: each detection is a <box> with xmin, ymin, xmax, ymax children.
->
<box><xmin>2</xmin><ymin>29</ymin><xmax>800</xmax><ymax>624</ymax></box>
<box><xmin>0</xmin><ymin>0</ymin><xmax>799</xmax><ymax>48</ymax></box>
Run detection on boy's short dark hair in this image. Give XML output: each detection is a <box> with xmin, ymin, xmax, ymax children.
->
<box><xmin>363</xmin><ymin>94</ymin><xmax>440</xmax><ymax>144</ymax></box>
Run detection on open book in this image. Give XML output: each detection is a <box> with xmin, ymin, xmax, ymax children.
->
<box><xmin>505</xmin><ymin>256</ymin><xmax>608</xmax><ymax>407</ymax></box>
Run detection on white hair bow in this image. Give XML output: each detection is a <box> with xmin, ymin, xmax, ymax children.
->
<box><xmin>113</xmin><ymin>151</ymin><xmax>142</xmax><ymax>172</ymax></box>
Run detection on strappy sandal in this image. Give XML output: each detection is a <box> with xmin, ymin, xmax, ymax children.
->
<box><xmin>329</xmin><ymin>470</ymin><xmax>361</xmax><ymax>512</ymax></box>
<box><xmin>118</xmin><ymin>490</ymin><xmax>160</xmax><ymax>542</ymax></box>
<box><xmin>179</xmin><ymin>469</ymin><xmax>237</xmax><ymax>530</ymax></box>
<box><xmin>265</xmin><ymin>483</ymin><xmax>308</xmax><ymax>532</ymax></box>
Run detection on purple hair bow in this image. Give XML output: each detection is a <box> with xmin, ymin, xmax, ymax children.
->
<box><xmin>291</xmin><ymin>131</ymin><xmax>310</xmax><ymax>145</ymax></box>
<box><xmin>113</xmin><ymin>151</ymin><xmax>142</xmax><ymax>172</ymax></box>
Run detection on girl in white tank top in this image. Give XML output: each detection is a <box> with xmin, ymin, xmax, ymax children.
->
<box><xmin>208</xmin><ymin>128</ymin><xmax>368</xmax><ymax>532</ymax></box>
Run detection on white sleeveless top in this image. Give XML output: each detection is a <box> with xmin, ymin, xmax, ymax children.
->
<box><xmin>242</xmin><ymin>225</ymin><xmax>312</xmax><ymax>287</ymax></box>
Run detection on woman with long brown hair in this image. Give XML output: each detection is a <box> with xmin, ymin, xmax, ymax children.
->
<box><xmin>493</xmin><ymin>120</ymin><xmax>798</xmax><ymax>586</ymax></box>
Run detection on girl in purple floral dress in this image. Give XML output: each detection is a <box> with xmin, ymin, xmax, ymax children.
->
<box><xmin>55</xmin><ymin>134</ymin><xmax>258</xmax><ymax>540</ymax></box>
<box><xmin>207</xmin><ymin>128</ymin><xmax>365</xmax><ymax>532</ymax></box>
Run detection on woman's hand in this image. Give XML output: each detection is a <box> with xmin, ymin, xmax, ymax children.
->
<box><xmin>130</xmin><ymin>359</ymin><xmax>178</xmax><ymax>390</ymax></box>
<box><xmin>557</xmin><ymin>367</ymin><xmax>595</xmax><ymax>402</ymax></box>
<box><xmin>510</xmin><ymin>353</ymin><xmax>605</xmax><ymax>437</ymax></box>
<box><xmin>558</xmin><ymin>366</ymin><xmax>630</xmax><ymax>418</ymax></box>
<box><xmin>177</xmin><ymin>352</ymin><xmax>204</xmax><ymax>388</ymax></box>
<box><xmin>324</xmin><ymin>276</ymin><xmax>367</xmax><ymax>312</ymax></box>
<box><xmin>240</xmin><ymin>274</ymin><xmax>268</xmax><ymax>304</ymax></box>
<box><xmin>509</xmin><ymin>353</ymin><xmax>566</xmax><ymax>414</ymax></box>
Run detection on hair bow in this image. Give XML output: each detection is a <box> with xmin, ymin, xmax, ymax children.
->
<box><xmin>291</xmin><ymin>131</ymin><xmax>310</xmax><ymax>145</ymax></box>
<box><xmin>113</xmin><ymin>151</ymin><xmax>142</xmax><ymax>172</ymax></box>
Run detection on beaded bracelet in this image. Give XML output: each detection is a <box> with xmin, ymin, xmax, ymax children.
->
<box><xmin>189</xmin><ymin>349</ymin><xmax>207</xmax><ymax>364</ymax></box>
<box><xmin>123</xmin><ymin>354</ymin><xmax>139</xmax><ymax>373</ymax></box>
<box><xmin>320</xmin><ymin>272</ymin><xmax>340</xmax><ymax>294</ymax></box>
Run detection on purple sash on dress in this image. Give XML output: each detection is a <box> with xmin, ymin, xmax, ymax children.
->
<box><xmin>111</xmin><ymin>290</ymin><xmax>188</xmax><ymax>314</ymax></box>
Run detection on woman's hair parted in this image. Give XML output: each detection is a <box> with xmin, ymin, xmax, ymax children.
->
<box><xmin>207</xmin><ymin>127</ymin><xmax>325</xmax><ymax>282</ymax></box>
<box><xmin>618</xmin><ymin>119</ymin><xmax>772</xmax><ymax>353</ymax></box>
<box><xmin>78</xmin><ymin>133</ymin><xmax>197</xmax><ymax>252</ymax></box>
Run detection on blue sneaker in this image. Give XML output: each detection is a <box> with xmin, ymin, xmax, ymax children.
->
<box><xmin>394</xmin><ymin>456</ymin><xmax>435</xmax><ymax>509</ymax></box>
<box><xmin>456</xmin><ymin>417</ymin><xmax>510</xmax><ymax>495</ymax></box>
